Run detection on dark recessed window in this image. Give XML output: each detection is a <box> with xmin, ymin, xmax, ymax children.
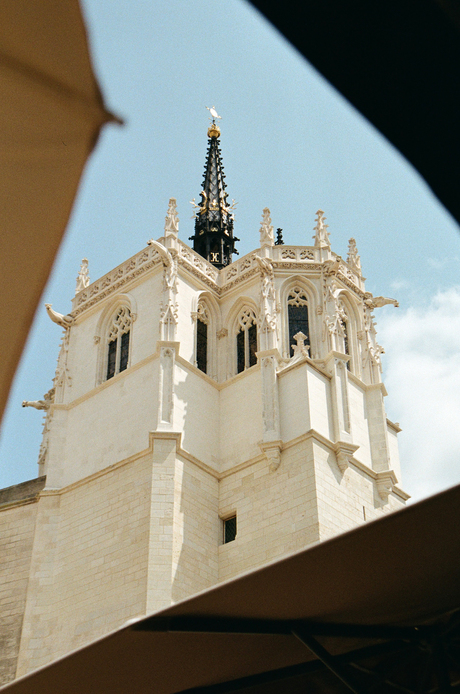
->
<box><xmin>343</xmin><ymin>320</ymin><xmax>351</xmax><ymax>371</ymax></box>
<box><xmin>288</xmin><ymin>302</ymin><xmax>309</xmax><ymax>357</ymax></box>
<box><xmin>236</xmin><ymin>308</ymin><xmax>258</xmax><ymax>374</ymax></box>
<box><xmin>106</xmin><ymin>306</ymin><xmax>131</xmax><ymax>381</ymax></box>
<box><xmin>223</xmin><ymin>515</ymin><xmax>237</xmax><ymax>544</ymax></box>
<box><xmin>196</xmin><ymin>318</ymin><xmax>208</xmax><ymax>373</ymax></box>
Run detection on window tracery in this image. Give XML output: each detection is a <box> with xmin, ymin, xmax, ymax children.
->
<box><xmin>236</xmin><ymin>307</ymin><xmax>258</xmax><ymax>373</ymax></box>
<box><xmin>287</xmin><ymin>287</ymin><xmax>309</xmax><ymax>357</ymax></box>
<box><xmin>106</xmin><ymin>306</ymin><xmax>132</xmax><ymax>380</ymax></box>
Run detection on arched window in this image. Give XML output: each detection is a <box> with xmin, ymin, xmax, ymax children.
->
<box><xmin>236</xmin><ymin>308</ymin><xmax>258</xmax><ymax>373</ymax></box>
<box><xmin>106</xmin><ymin>306</ymin><xmax>132</xmax><ymax>380</ymax></box>
<box><xmin>196</xmin><ymin>300</ymin><xmax>209</xmax><ymax>374</ymax></box>
<box><xmin>287</xmin><ymin>287</ymin><xmax>309</xmax><ymax>357</ymax></box>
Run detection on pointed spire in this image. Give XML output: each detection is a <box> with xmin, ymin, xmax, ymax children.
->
<box><xmin>347</xmin><ymin>237</ymin><xmax>361</xmax><ymax>274</ymax></box>
<box><xmin>164</xmin><ymin>198</ymin><xmax>179</xmax><ymax>238</ymax></box>
<box><xmin>313</xmin><ymin>209</ymin><xmax>331</xmax><ymax>249</ymax></box>
<box><xmin>75</xmin><ymin>258</ymin><xmax>90</xmax><ymax>294</ymax></box>
<box><xmin>259</xmin><ymin>208</ymin><xmax>274</xmax><ymax>249</ymax></box>
<box><xmin>189</xmin><ymin>110</ymin><xmax>239</xmax><ymax>268</ymax></box>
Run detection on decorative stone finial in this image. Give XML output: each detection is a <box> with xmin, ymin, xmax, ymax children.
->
<box><xmin>75</xmin><ymin>258</ymin><xmax>90</xmax><ymax>294</ymax></box>
<box><xmin>259</xmin><ymin>208</ymin><xmax>274</xmax><ymax>248</ymax></box>
<box><xmin>347</xmin><ymin>238</ymin><xmax>361</xmax><ymax>274</ymax></box>
<box><xmin>291</xmin><ymin>331</ymin><xmax>310</xmax><ymax>359</ymax></box>
<box><xmin>313</xmin><ymin>209</ymin><xmax>330</xmax><ymax>249</ymax></box>
<box><xmin>165</xmin><ymin>198</ymin><xmax>179</xmax><ymax>236</ymax></box>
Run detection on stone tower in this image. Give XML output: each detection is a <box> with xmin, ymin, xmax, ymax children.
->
<box><xmin>0</xmin><ymin>118</ymin><xmax>408</xmax><ymax>682</ymax></box>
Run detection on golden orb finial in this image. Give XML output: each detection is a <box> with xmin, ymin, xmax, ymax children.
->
<box><xmin>207</xmin><ymin>122</ymin><xmax>221</xmax><ymax>138</ymax></box>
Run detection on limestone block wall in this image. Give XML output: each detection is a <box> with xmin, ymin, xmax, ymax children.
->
<box><xmin>219</xmin><ymin>367</ymin><xmax>263</xmax><ymax>471</ymax></box>
<box><xmin>174</xmin><ymin>363</ymin><xmax>219</xmax><ymax>468</ymax></box>
<box><xmin>218</xmin><ymin>439</ymin><xmax>319</xmax><ymax>582</ymax></box>
<box><xmin>387</xmin><ymin>423</ymin><xmax>402</xmax><ymax>483</ymax></box>
<box><xmin>312</xmin><ymin>439</ymin><xmax>405</xmax><ymax>543</ymax></box>
<box><xmin>0</xmin><ymin>478</ymin><xmax>45</xmax><ymax>685</ymax></box>
<box><xmin>171</xmin><ymin>457</ymin><xmax>219</xmax><ymax>603</ymax></box>
<box><xmin>278</xmin><ymin>363</ymin><xmax>311</xmax><ymax>442</ymax></box>
<box><xmin>16</xmin><ymin>454</ymin><xmax>153</xmax><ymax>677</ymax></box>
<box><xmin>348</xmin><ymin>378</ymin><xmax>373</xmax><ymax>467</ymax></box>
<box><xmin>46</xmin><ymin>361</ymin><xmax>159</xmax><ymax>488</ymax></box>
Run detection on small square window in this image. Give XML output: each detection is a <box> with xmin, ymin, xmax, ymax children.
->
<box><xmin>223</xmin><ymin>515</ymin><xmax>237</xmax><ymax>544</ymax></box>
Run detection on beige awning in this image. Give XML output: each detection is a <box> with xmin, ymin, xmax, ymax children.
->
<box><xmin>0</xmin><ymin>0</ymin><xmax>119</xmax><ymax>421</ymax></box>
<box><xmin>3</xmin><ymin>483</ymin><xmax>459</xmax><ymax>693</ymax></box>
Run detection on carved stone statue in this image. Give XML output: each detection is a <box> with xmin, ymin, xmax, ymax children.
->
<box><xmin>259</xmin><ymin>208</ymin><xmax>274</xmax><ymax>248</ymax></box>
<box><xmin>255</xmin><ymin>255</ymin><xmax>276</xmax><ymax>341</ymax></box>
<box><xmin>75</xmin><ymin>258</ymin><xmax>90</xmax><ymax>294</ymax></box>
<box><xmin>164</xmin><ymin>198</ymin><xmax>179</xmax><ymax>235</ymax></box>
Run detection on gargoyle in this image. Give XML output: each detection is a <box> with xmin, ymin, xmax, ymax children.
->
<box><xmin>45</xmin><ymin>304</ymin><xmax>74</xmax><ymax>328</ymax></box>
<box><xmin>364</xmin><ymin>295</ymin><xmax>399</xmax><ymax>309</ymax></box>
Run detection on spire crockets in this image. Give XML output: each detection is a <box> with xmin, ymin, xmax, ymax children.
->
<box><xmin>190</xmin><ymin>109</ymin><xmax>238</xmax><ymax>268</ymax></box>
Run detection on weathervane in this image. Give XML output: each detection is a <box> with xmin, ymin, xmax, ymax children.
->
<box><xmin>206</xmin><ymin>105</ymin><xmax>221</xmax><ymax>122</ymax></box>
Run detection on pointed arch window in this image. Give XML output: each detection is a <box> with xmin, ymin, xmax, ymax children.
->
<box><xmin>195</xmin><ymin>300</ymin><xmax>209</xmax><ymax>374</ymax></box>
<box><xmin>236</xmin><ymin>308</ymin><xmax>258</xmax><ymax>373</ymax></box>
<box><xmin>106</xmin><ymin>306</ymin><xmax>132</xmax><ymax>380</ymax></box>
<box><xmin>287</xmin><ymin>288</ymin><xmax>309</xmax><ymax>357</ymax></box>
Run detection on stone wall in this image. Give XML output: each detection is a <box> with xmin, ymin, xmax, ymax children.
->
<box><xmin>16</xmin><ymin>456</ymin><xmax>152</xmax><ymax>677</ymax></box>
<box><xmin>0</xmin><ymin>478</ymin><xmax>45</xmax><ymax>685</ymax></box>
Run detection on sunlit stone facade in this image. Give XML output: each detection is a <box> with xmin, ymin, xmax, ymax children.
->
<box><xmin>0</xmin><ymin>128</ymin><xmax>408</xmax><ymax>682</ymax></box>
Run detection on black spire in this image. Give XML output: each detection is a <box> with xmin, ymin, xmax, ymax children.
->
<box><xmin>189</xmin><ymin>119</ymin><xmax>238</xmax><ymax>268</ymax></box>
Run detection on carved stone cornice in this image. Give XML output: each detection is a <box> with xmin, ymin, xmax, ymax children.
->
<box><xmin>335</xmin><ymin>269</ymin><xmax>366</xmax><ymax>299</ymax></box>
<box><xmin>72</xmin><ymin>246</ymin><xmax>164</xmax><ymax>317</ymax></box>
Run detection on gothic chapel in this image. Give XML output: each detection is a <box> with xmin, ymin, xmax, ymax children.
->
<box><xmin>0</xmin><ymin>116</ymin><xmax>409</xmax><ymax>683</ymax></box>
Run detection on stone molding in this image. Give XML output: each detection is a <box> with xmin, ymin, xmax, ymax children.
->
<box><xmin>14</xmin><ymin>428</ymin><xmax>408</xmax><ymax>502</ymax></box>
<box><xmin>71</xmin><ymin>237</ymin><xmax>367</xmax><ymax>321</ymax></box>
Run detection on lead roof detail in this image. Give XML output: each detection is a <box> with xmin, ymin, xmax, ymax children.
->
<box><xmin>189</xmin><ymin>121</ymin><xmax>239</xmax><ymax>268</ymax></box>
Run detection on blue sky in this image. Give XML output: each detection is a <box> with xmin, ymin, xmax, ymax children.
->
<box><xmin>1</xmin><ymin>0</ymin><xmax>460</xmax><ymax>500</ymax></box>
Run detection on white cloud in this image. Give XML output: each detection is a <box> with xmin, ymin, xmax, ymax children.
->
<box><xmin>378</xmin><ymin>287</ymin><xmax>460</xmax><ymax>502</ymax></box>
<box><xmin>389</xmin><ymin>279</ymin><xmax>410</xmax><ymax>292</ymax></box>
